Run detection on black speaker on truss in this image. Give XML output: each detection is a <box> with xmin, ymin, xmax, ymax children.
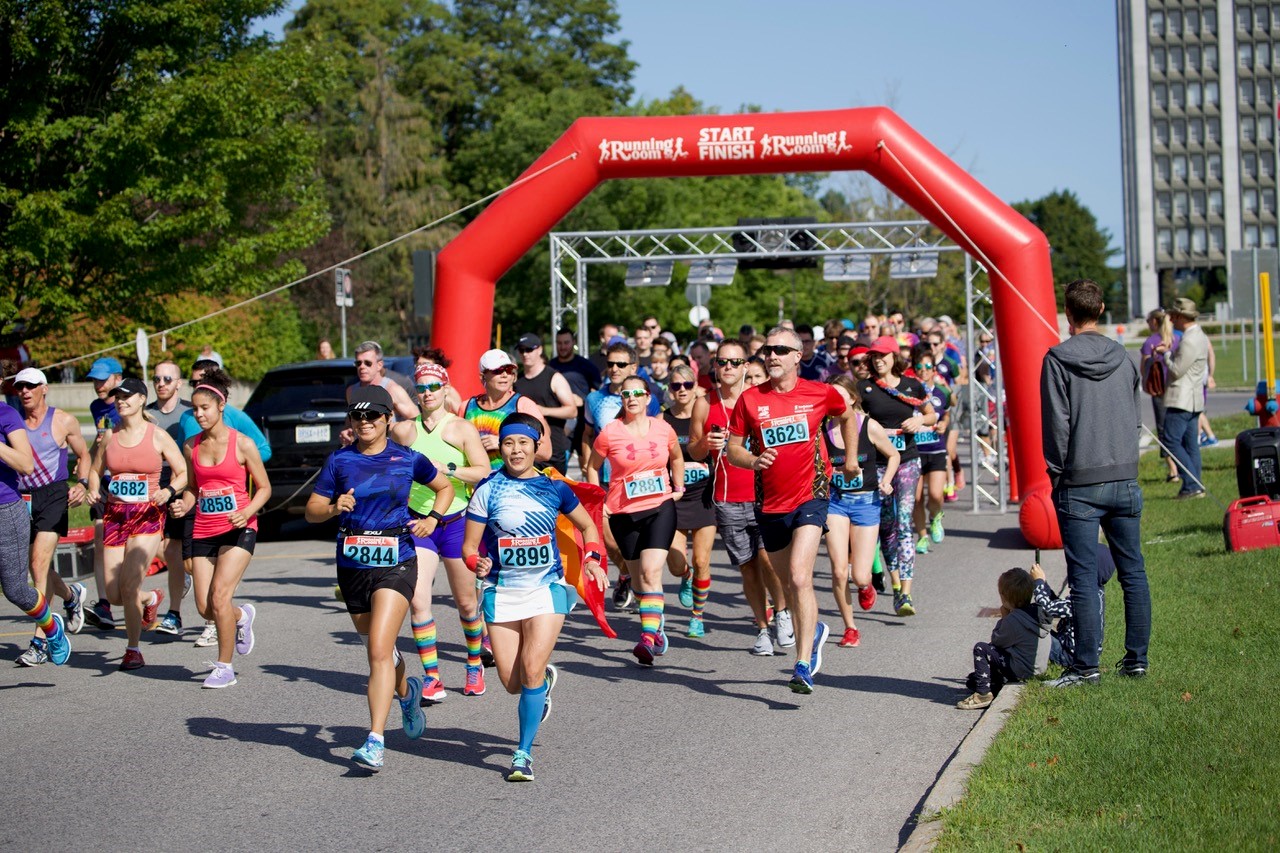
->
<box><xmin>732</xmin><ymin>217</ymin><xmax>819</xmax><ymax>270</ymax></box>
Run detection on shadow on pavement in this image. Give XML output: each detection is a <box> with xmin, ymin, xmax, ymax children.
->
<box><xmin>943</xmin><ymin>526</ymin><xmax>1030</xmax><ymax>550</ymax></box>
<box><xmin>822</xmin><ymin>672</ymin><xmax>960</xmax><ymax>706</ymax></box>
<box><xmin>259</xmin><ymin>662</ymin><xmax>366</xmax><ymax>695</ymax></box>
<box><xmin>553</xmin><ymin>654</ymin><xmax>804</xmax><ymax>710</ymax></box>
<box><xmin>187</xmin><ymin>716</ymin><xmax>362</xmax><ymax>768</ymax></box>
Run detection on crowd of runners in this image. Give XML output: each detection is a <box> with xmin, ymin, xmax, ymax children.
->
<box><xmin>0</xmin><ymin>310</ymin><xmax>984</xmax><ymax>780</ymax></box>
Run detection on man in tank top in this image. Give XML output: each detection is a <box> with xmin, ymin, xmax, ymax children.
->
<box><xmin>515</xmin><ymin>333</ymin><xmax>576</xmax><ymax>474</ymax></box>
<box><xmin>13</xmin><ymin>368</ymin><xmax>91</xmax><ymax>665</ymax></box>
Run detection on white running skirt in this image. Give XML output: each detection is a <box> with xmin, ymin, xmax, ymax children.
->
<box><xmin>482</xmin><ymin>580</ymin><xmax>578</xmax><ymax>624</ymax></box>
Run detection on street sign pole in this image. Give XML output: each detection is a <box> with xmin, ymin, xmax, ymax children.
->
<box><xmin>336</xmin><ymin>269</ymin><xmax>353</xmax><ymax>358</ymax></box>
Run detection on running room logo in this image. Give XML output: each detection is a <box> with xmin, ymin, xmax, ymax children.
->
<box><xmin>759</xmin><ymin>130</ymin><xmax>853</xmax><ymax>158</ymax></box>
<box><xmin>756</xmin><ymin>406</ymin><xmax>771</xmax><ymax>419</ymax></box>
<box><xmin>697</xmin><ymin>125</ymin><xmax>757</xmax><ymax>160</ymax></box>
<box><xmin>598</xmin><ymin>136</ymin><xmax>688</xmax><ymax>163</ymax></box>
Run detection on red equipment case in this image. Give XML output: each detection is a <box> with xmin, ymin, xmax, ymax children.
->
<box><xmin>1223</xmin><ymin>496</ymin><xmax>1280</xmax><ymax>553</ymax></box>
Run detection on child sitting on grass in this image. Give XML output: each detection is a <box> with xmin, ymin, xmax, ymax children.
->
<box><xmin>1030</xmin><ymin>543</ymin><xmax>1115</xmax><ymax>671</ymax></box>
<box><xmin>957</xmin><ymin>568</ymin><xmax>1050</xmax><ymax>710</ymax></box>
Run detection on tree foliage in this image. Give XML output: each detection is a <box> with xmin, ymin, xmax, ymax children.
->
<box><xmin>1013</xmin><ymin>189</ymin><xmax>1119</xmax><ymax>307</ymax></box>
<box><xmin>1</xmin><ymin>0</ymin><xmax>334</xmax><ymax>346</ymax></box>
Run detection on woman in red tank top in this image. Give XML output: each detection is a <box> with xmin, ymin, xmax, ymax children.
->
<box><xmin>168</xmin><ymin>369</ymin><xmax>271</xmax><ymax>689</ymax></box>
<box><xmin>87</xmin><ymin>377</ymin><xmax>187</xmax><ymax>672</ymax></box>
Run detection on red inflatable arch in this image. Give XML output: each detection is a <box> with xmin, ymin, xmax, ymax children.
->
<box><xmin>432</xmin><ymin>108</ymin><xmax>1063</xmax><ymax>547</ymax></box>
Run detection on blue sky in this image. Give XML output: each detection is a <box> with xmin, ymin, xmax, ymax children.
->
<box><xmin>261</xmin><ymin>1</ymin><xmax>1124</xmax><ymax>258</ymax></box>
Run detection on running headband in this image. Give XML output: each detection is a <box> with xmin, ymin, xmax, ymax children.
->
<box><xmin>499</xmin><ymin>422</ymin><xmax>541</xmax><ymax>442</ymax></box>
<box><xmin>194</xmin><ymin>384</ymin><xmax>226</xmax><ymax>402</ymax></box>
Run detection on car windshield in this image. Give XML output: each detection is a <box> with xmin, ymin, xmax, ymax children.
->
<box><xmin>245</xmin><ymin>376</ymin><xmax>348</xmax><ymax>418</ymax></box>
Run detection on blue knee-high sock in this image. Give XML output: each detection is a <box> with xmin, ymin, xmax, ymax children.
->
<box><xmin>517</xmin><ymin>682</ymin><xmax>549</xmax><ymax>753</ymax></box>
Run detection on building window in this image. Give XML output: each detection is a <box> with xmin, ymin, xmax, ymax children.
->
<box><xmin>1240</xmin><ymin>43</ymin><xmax>1254</xmax><ymax>68</ymax></box>
<box><xmin>1187</xmin><ymin>8</ymin><xmax>1201</xmax><ymax>35</ymax></box>
<box><xmin>1245</xmin><ymin>152</ymin><xmax>1259</xmax><ymax>178</ymax></box>
<box><xmin>1151</xmin><ymin>9</ymin><xmax>1165</xmax><ymax>36</ymax></box>
<box><xmin>1176</xmin><ymin>228</ymin><xmax>1191</xmax><ymax>254</ymax></box>
<box><xmin>1188</xmin><ymin>82</ymin><xmax>1203</xmax><ymax>109</ymax></box>
<box><xmin>1157</xmin><ymin>192</ymin><xmax>1173</xmax><ymax>219</ymax></box>
<box><xmin>1239</xmin><ymin>7</ymin><xmax>1252</xmax><ymax>31</ymax></box>
<box><xmin>1175</xmin><ymin>191</ymin><xmax>1190</xmax><ymax>218</ymax></box>
<box><xmin>1210</xmin><ymin>189</ymin><xmax>1224</xmax><ymax>215</ymax></box>
<box><xmin>1263</xmin><ymin>152</ymin><xmax>1275</xmax><ymax>178</ymax></box>
<box><xmin>1243</xmin><ymin>115</ymin><xmax>1257</xmax><ymax>143</ymax></box>
<box><xmin>1191</xmin><ymin>154</ymin><xmax>1206</xmax><ymax>181</ymax></box>
<box><xmin>1207</xmin><ymin>116</ymin><xmax>1221</xmax><ymax>143</ymax></box>
<box><xmin>1158</xmin><ymin>228</ymin><xmax>1173</xmax><ymax>255</ymax></box>
<box><xmin>1208</xmin><ymin>153</ymin><xmax>1223</xmax><ymax>180</ymax></box>
<box><xmin>1171</xmin><ymin>83</ymin><xmax>1186</xmax><ymax>109</ymax></box>
<box><xmin>1242</xmin><ymin>80</ymin><xmax>1255</xmax><ymax>104</ymax></box>
<box><xmin>1261</xmin><ymin>43</ymin><xmax>1273</xmax><ymax>70</ymax></box>
<box><xmin>1265</xmin><ymin>226</ymin><xmax>1278</xmax><ymax>248</ymax></box>
<box><xmin>1152</xmin><ymin>46</ymin><xmax>1167</xmax><ymax>74</ymax></box>
<box><xmin>1157</xmin><ymin>156</ymin><xmax>1172</xmax><ymax>182</ymax></box>
<box><xmin>1262</xmin><ymin>83</ymin><xmax>1273</xmax><ymax>107</ymax></box>
<box><xmin>1210</xmin><ymin>226</ymin><xmax>1225</xmax><ymax>252</ymax></box>
<box><xmin>1190</xmin><ymin>117</ymin><xmax>1205</xmax><ymax>145</ymax></box>
<box><xmin>1206</xmin><ymin>7</ymin><xmax>1218</xmax><ymax>35</ymax></box>
<box><xmin>1172</xmin><ymin>118</ymin><xmax>1187</xmax><ymax>145</ymax></box>
<box><xmin>1258</xmin><ymin>6</ymin><xmax>1271</xmax><ymax>31</ymax></box>
<box><xmin>1154</xmin><ymin>83</ymin><xmax>1168</xmax><ymax>110</ymax></box>
<box><xmin>1173</xmin><ymin>155</ymin><xmax>1189</xmax><ymax>181</ymax></box>
<box><xmin>1170</xmin><ymin>46</ymin><xmax>1184</xmax><ymax>74</ymax></box>
<box><xmin>1154</xmin><ymin>119</ymin><xmax>1170</xmax><ymax>146</ymax></box>
<box><xmin>1265</xmin><ymin>188</ymin><xmax>1277</xmax><ymax>215</ymax></box>
<box><xmin>1192</xmin><ymin>227</ymin><xmax>1208</xmax><ymax>255</ymax></box>
<box><xmin>1188</xmin><ymin>45</ymin><xmax>1202</xmax><ymax>73</ymax></box>
<box><xmin>1245</xmin><ymin>188</ymin><xmax>1259</xmax><ymax>214</ymax></box>
<box><xmin>1261</xmin><ymin>116</ymin><xmax>1274</xmax><ymax>143</ymax></box>
<box><xmin>1169</xmin><ymin>9</ymin><xmax>1182</xmax><ymax>36</ymax></box>
<box><xmin>1246</xmin><ymin>224</ymin><xmax>1260</xmax><ymax>248</ymax></box>
<box><xmin>1192</xmin><ymin>190</ymin><xmax>1207</xmax><ymax>217</ymax></box>
<box><xmin>1206</xmin><ymin>81</ymin><xmax>1220</xmax><ymax>107</ymax></box>
<box><xmin>1206</xmin><ymin>44</ymin><xmax>1219</xmax><ymax>71</ymax></box>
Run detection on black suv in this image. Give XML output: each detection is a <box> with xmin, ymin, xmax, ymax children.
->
<box><xmin>244</xmin><ymin>357</ymin><xmax>415</xmax><ymax>528</ymax></box>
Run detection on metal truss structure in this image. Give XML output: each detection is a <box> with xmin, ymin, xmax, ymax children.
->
<box><xmin>964</xmin><ymin>256</ymin><xmax>1006</xmax><ymax>512</ymax></box>
<box><xmin>547</xmin><ymin>219</ymin><xmax>1007</xmax><ymax>510</ymax></box>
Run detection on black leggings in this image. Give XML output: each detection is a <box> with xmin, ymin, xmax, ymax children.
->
<box><xmin>608</xmin><ymin>500</ymin><xmax>678</xmax><ymax>561</ymax></box>
<box><xmin>967</xmin><ymin>641</ymin><xmax>1015</xmax><ymax>696</ymax></box>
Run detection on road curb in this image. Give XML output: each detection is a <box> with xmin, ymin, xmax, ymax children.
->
<box><xmin>899</xmin><ymin>683</ymin><xmax>1023</xmax><ymax>852</ymax></box>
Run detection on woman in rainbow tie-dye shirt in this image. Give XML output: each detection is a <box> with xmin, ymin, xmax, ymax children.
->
<box><xmin>462</xmin><ymin>349</ymin><xmax>552</xmax><ymax>469</ymax></box>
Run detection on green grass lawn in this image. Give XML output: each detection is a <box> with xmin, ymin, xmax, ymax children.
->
<box><xmin>933</xmin><ymin>424</ymin><xmax>1280</xmax><ymax>850</ymax></box>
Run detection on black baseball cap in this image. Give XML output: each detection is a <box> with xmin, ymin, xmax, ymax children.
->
<box><xmin>109</xmin><ymin>377</ymin><xmax>148</xmax><ymax>399</ymax></box>
<box><xmin>517</xmin><ymin>333</ymin><xmax>542</xmax><ymax>350</ymax></box>
<box><xmin>348</xmin><ymin>384</ymin><xmax>393</xmax><ymax>415</ymax></box>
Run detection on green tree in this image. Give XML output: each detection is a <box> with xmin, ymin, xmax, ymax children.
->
<box><xmin>0</xmin><ymin>1</ymin><xmax>335</xmax><ymax>344</ymax></box>
<box><xmin>1013</xmin><ymin>189</ymin><xmax>1119</xmax><ymax>305</ymax></box>
<box><xmin>286</xmin><ymin>0</ymin><xmax>457</xmax><ymax>350</ymax></box>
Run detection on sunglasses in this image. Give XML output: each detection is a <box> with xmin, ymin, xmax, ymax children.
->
<box><xmin>485</xmin><ymin>365</ymin><xmax>517</xmax><ymax>376</ymax></box>
<box><xmin>849</xmin><ymin>358</ymin><xmax>868</xmax><ymax>367</ymax></box>
<box><xmin>349</xmin><ymin>410</ymin><xmax>384</xmax><ymax>422</ymax></box>
<box><xmin>14</xmin><ymin>383</ymin><xmax>39</xmax><ymax>391</ymax></box>
<box><xmin>714</xmin><ymin>358</ymin><xmax>746</xmax><ymax>367</ymax></box>
<box><xmin>516</xmin><ymin>347</ymin><xmax>537</xmax><ymax>354</ymax></box>
<box><xmin>416</xmin><ymin>382</ymin><xmax>444</xmax><ymax>394</ymax></box>
<box><xmin>152</xmin><ymin>376</ymin><xmax>177</xmax><ymax>385</ymax></box>
<box><xmin>607</xmin><ymin>360</ymin><xmax>633</xmax><ymax>369</ymax></box>
<box><xmin>644</xmin><ymin>323</ymin><xmax>659</xmax><ymax>330</ymax></box>
<box><xmin>669</xmin><ymin>381</ymin><xmax>696</xmax><ymax>391</ymax></box>
<box><xmin>760</xmin><ymin>345</ymin><xmax>799</xmax><ymax>357</ymax></box>
<box><xmin>915</xmin><ymin>362</ymin><xmax>935</xmax><ymax>370</ymax></box>
<box><xmin>620</xmin><ymin>388</ymin><xmax>649</xmax><ymax>399</ymax></box>
<box><xmin>354</xmin><ymin>359</ymin><xmax>378</xmax><ymax>368</ymax></box>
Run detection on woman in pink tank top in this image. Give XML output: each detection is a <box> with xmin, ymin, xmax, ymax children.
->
<box><xmin>168</xmin><ymin>369</ymin><xmax>271</xmax><ymax>689</ymax></box>
<box><xmin>87</xmin><ymin>377</ymin><xmax>187</xmax><ymax>672</ymax></box>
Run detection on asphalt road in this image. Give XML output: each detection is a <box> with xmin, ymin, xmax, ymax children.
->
<box><xmin>0</xmin><ymin>504</ymin><xmax>1061</xmax><ymax>852</ymax></box>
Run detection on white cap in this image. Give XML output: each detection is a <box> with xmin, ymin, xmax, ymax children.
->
<box><xmin>13</xmin><ymin>367</ymin><xmax>47</xmax><ymax>386</ymax></box>
<box><xmin>479</xmin><ymin>349</ymin><xmax>514</xmax><ymax>371</ymax></box>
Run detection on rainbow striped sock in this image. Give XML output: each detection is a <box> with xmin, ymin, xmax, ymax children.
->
<box><xmin>461</xmin><ymin>612</ymin><xmax>484</xmax><ymax>668</ymax></box>
<box><xmin>638</xmin><ymin>590</ymin><xmax>664</xmax><ymax>643</ymax></box>
<box><xmin>691</xmin><ymin>577</ymin><xmax>711</xmax><ymax>619</ymax></box>
<box><xmin>24</xmin><ymin>592</ymin><xmax>59</xmax><ymax>639</ymax></box>
<box><xmin>412</xmin><ymin>617</ymin><xmax>439</xmax><ymax>680</ymax></box>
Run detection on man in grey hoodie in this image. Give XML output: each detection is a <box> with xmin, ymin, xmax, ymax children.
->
<box><xmin>1040</xmin><ymin>279</ymin><xmax>1151</xmax><ymax>686</ymax></box>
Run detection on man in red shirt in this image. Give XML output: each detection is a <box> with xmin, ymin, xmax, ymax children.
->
<box><xmin>727</xmin><ymin>327</ymin><xmax>860</xmax><ymax>694</ymax></box>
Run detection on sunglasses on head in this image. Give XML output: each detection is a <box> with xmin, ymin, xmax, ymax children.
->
<box><xmin>486</xmin><ymin>365</ymin><xmax>517</xmax><ymax>375</ymax></box>
<box><xmin>620</xmin><ymin>388</ymin><xmax>648</xmax><ymax>399</ymax></box>
<box><xmin>416</xmin><ymin>382</ymin><xmax>444</xmax><ymax>394</ymax></box>
<box><xmin>152</xmin><ymin>375</ymin><xmax>177</xmax><ymax>385</ymax></box>
<box><xmin>607</xmin><ymin>360</ymin><xmax>632</xmax><ymax>370</ymax></box>
<box><xmin>761</xmin><ymin>344</ymin><xmax>798</xmax><ymax>357</ymax></box>
<box><xmin>354</xmin><ymin>359</ymin><xmax>377</xmax><ymax>368</ymax></box>
<box><xmin>349</xmin><ymin>410</ymin><xmax>384</xmax><ymax>422</ymax></box>
<box><xmin>714</xmin><ymin>357</ymin><xmax>746</xmax><ymax>367</ymax></box>
<box><xmin>669</xmin><ymin>381</ymin><xmax>696</xmax><ymax>391</ymax></box>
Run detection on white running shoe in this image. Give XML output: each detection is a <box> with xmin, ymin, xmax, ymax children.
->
<box><xmin>194</xmin><ymin>621</ymin><xmax>218</xmax><ymax>648</ymax></box>
<box><xmin>774</xmin><ymin>609</ymin><xmax>796</xmax><ymax>648</ymax></box>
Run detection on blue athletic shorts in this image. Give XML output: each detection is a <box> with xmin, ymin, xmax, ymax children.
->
<box><xmin>410</xmin><ymin>509</ymin><xmax>466</xmax><ymax>559</ymax></box>
<box><xmin>828</xmin><ymin>490</ymin><xmax>881</xmax><ymax>527</ymax></box>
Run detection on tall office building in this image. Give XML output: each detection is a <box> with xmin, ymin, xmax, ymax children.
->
<box><xmin>1118</xmin><ymin>1</ymin><xmax>1278</xmax><ymax>318</ymax></box>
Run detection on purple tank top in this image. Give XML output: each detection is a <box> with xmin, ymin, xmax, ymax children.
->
<box><xmin>18</xmin><ymin>406</ymin><xmax>67</xmax><ymax>491</ymax></box>
<box><xmin>0</xmin><ymin>403</ymin><xmax>27</xmax><ymax>505</ymax></box>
